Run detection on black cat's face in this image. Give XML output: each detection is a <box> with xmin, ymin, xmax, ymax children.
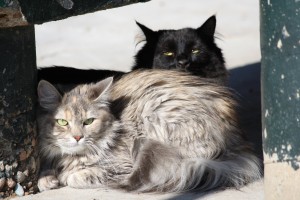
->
<box><xmin>133</xmin><ymin>16</ymin><xmax>227</xmax><ymax>83</ymax></box>
<box><xmin>153</xmin><ymin>29</ymin><xmax>210</xmax><ymax>72</ymax></box>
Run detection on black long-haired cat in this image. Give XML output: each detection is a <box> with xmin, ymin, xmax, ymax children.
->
<box><xmin>38</xmin><ymin>15</ymin><xmax>227</xmax><ymax>86</ymax></box>
<box><xmin>133</xmin><ymin>15</ymin><xmax>227</xmax><ymax>83</ymax></box>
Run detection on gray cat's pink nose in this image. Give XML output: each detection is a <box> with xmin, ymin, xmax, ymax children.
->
<box><xmin>74</xmin><ymin>136</ymin><xmax>83</xmax><ymax>141</ymax></box>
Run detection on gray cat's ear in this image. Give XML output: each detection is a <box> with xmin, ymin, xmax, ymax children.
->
<box><xmin>136</xmin><ymin>21</ymin><xmax>155</xmax><ymax>39</ymax></box>
<box><xmin>197</xmin><ymin>15</ymin><xmax>216</xmax><ymax>37</ymax></box>
<box><xmin>37</xmin><ymin>80</ymin><xmax>62</xmax><ymax>110</ymax></box>
<box><xmin>89</xmin><ymin>77</ymin><xmax>113</xmax><ymax>101</ymax></box>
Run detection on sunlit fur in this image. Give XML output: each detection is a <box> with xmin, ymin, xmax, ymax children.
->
<box><xmin>37</xmin><ymin>69</ymin><xmax>261</xmax><ymax>193</ymax></box>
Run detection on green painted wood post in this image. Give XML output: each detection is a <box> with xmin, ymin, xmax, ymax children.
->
<box><xmin>260</xmin><ymin>0</ymin><xmax>300</xmax><ymax>199</ymax></box>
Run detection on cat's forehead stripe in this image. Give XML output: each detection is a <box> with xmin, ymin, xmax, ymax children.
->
<box><xmin>65</xmin><ymin>109</ymin><xmax>72</xmax><ymax>120</ymax></box>
<box><xmin>56</xmin><ymin>104</ymin><xmax>88</xmax><ymax>120</ymax></box>
<box><xmin>72</xmin><ymin>96</ymin><xmax>77</xmax><ymax>103</ymax></box>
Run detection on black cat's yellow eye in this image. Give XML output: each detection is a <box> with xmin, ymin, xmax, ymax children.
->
<box><xmin>192</xmin><ymin>49</ymin><xmax>200</xmax><ymax>54</ymax></box>
<box><xmin>83</xmin><ymin>118</ymin><xmax>95</xmax><ymax>126</ymax></box>
<box><xmin>163</xmin><ymin>51</ymin><xmax>174</xmax><ymax>56</ymax></box>
<box><xmin>56</xmin><ymin>119</ymin><xmax>68</xmax><ymax>126</ymax></box>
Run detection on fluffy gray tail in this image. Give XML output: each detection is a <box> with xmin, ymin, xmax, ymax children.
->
<box><xmin>134</xmin><ymin>151</ymin><xmax>262</xmax><ymax>192</ymax></box>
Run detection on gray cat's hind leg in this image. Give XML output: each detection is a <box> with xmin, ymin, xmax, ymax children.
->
<box><xmin>120</xmin><ymin>137</ymin><xmax>182</xmax><ymax>192</ymax></box>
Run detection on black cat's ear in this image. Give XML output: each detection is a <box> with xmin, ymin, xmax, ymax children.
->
<box><xmin>89</xmin><ymin>77</ymin><xmax>113</xmax><ymax>102</ymax></box>
<box><xmin>38</xmin><ymin>80</ymin><xmax>62</xmax><ymax>110</ymax></box>
<box><xmin>136</xmin><ymin>21</ymin><xmax>155</xmax><ymax>40</ymax></box>
<box><xmin>197</xmin><ymin>15</ymin><xmax>216</xmax><ymax>37</ymax></box>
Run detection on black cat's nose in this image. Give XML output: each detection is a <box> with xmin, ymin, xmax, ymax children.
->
<box><xmin>177</xmin><ymin>59</ymin><xmax>190</xmax><ymax>68</ymax></box>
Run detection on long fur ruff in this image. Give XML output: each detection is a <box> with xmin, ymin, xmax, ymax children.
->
<box><xmin>37</xmin><ymin>69</ymin><xmax>261</xmax><ymax>193</ymax></box>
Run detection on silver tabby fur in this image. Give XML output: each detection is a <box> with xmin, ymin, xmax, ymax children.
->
<box><xmin>37</xmin><ymin>69</ymin><xmax>261</xmax><ymax>192</ymax></box>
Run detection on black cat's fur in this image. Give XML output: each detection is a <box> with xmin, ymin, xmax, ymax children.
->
<box><xmin>38</xmin><ymin>67</ymin><xmax>124</xmax><ymax>85</ymax></box>
<box><xmin>37</xmin><ymin>16</ymin><xmax>227</xmax><ymax>85</ymax></box>
<box><xmin>133</xmin><ymin>15</ymin><xmax>227</xmax><ymax>83</ymax></box>
<box><xmin>38</xmin><ymin>67</ymin><xmax>124</xmax><ymax>92</ymax></box>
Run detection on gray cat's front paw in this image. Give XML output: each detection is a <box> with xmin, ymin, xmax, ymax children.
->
<box><xmin>38</xmin><ymin>174</ymin><xmax>59</xmax><ymax>192</ymax></box>
<box><xmin>67</xmin><ymin>168</ymin><xmax>104</xmax><ymax>189</ymax></box>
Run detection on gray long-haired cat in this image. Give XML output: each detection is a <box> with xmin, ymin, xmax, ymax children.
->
<box><xmin>37</xmin><ymin>69</ymin><xmax>261</xmax><ymax>192</ymax></box>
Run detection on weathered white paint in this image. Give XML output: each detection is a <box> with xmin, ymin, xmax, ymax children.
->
<box><xmin>287</xmin><ymin>144</ymin><xmax>292</xmax><ymax>152</ymax></box>
<box><xmin>282</xmin><ymin>26</ymin><xmax>290</xmax><ymax>38</ymax></box>
<box><xmin>280</xmin><ymin>89</ymin><xmax>284</xmax><ymax>94</ymax></box>
<box><xmin>265</xmin><ymin>109</ymin><xmax>269</xmax><ymax>117</ymax></box>
<box><xmin>277</xmin><ymin>39</ymin><xmax>283</xmax><ymax>49</ymax></box>
<box><xmin>268</xmin><ymin>0</ymin><xmax>271</xmax><ymax>5</ymax></box>
<box><xmin>264</xmin><ymin>128</ymin><xmax>268</xmax><ymax>139</ymax></box>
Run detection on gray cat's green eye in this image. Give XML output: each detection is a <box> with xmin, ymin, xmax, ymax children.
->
<box><xmin>192</xmin><ymin>49</ymin><xmax>200</xmax><ymax>54</ymax></box>
<box><xmin>56</xmin><ymin>119</ymin><xmax>68</xmax><ymax>126</ymax></box>
<box><xmin>163</xmin><ymin>51</ymin><xmax>174</xmax><ymax>56</ymax></box>
<box><xmin>83</xmin><ymin>118</ymin><xmax>95</xmax><ymax>126</ymax></box>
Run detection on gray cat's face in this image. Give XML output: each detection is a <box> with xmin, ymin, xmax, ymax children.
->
<box><xmin>52</xmin><ymin>99</ymin><xmax>112</xmax><ymax>155</ymax></box>
<box><xmin>37</xmin><ymin>78</ymin><xmax>115</xmax><ymax>156</ymax></box>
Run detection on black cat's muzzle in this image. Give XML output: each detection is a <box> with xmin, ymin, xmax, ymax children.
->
<box><xmin>176</xmin><ymin>59</ymin><xmax>190</xmax><ymax>69</ymax></box>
